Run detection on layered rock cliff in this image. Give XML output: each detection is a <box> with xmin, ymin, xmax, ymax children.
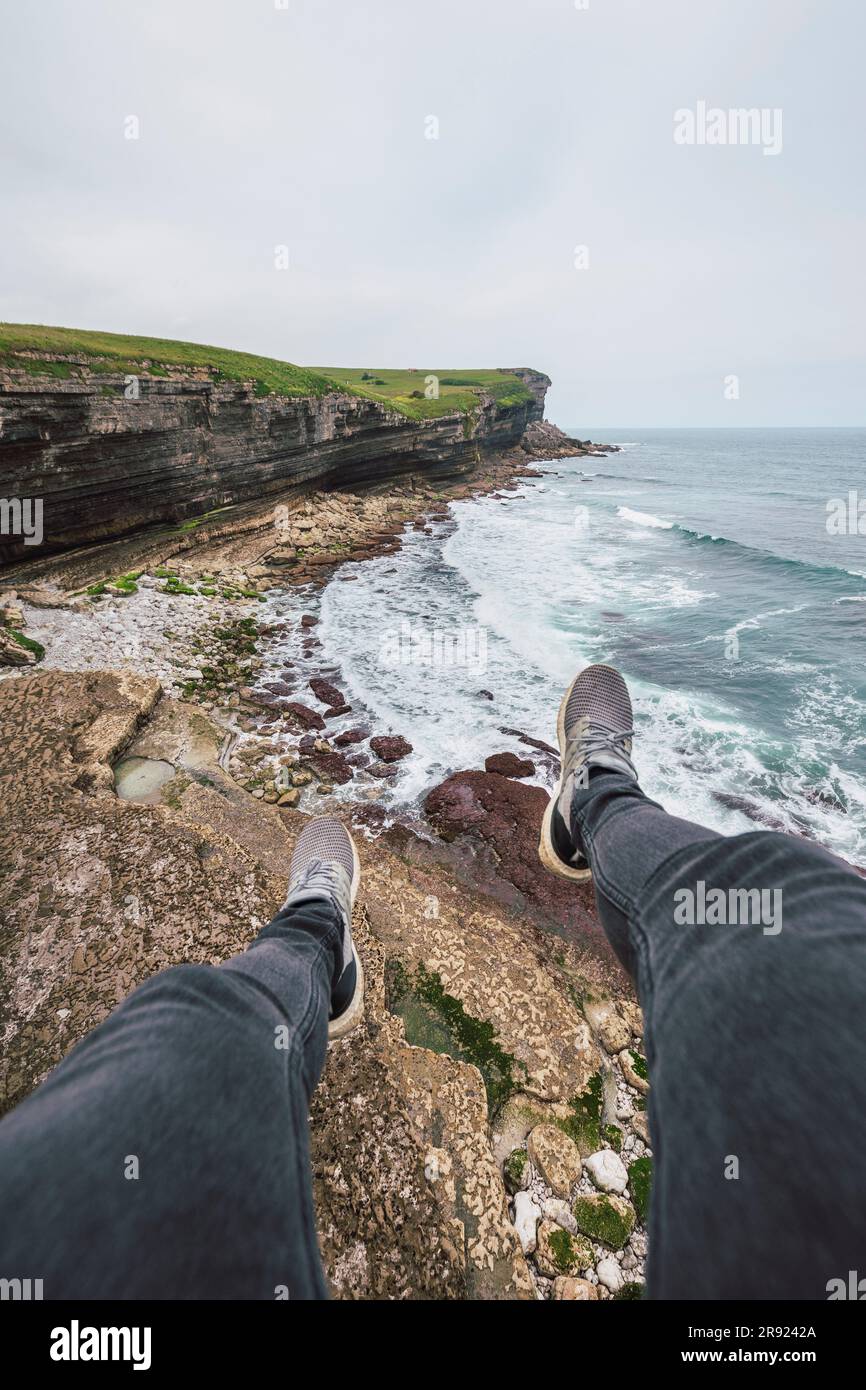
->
<box><xmin>0</xmin><ymin>363</ymin><xmax>550</xmax><ymax>564</ymax></box>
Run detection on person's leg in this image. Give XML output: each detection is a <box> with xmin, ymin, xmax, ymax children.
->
<box><xmin>542</xmin><ymin>665</ymin><xmax>866</xmax><ymax>1300</ymax></box>
<box><xmin>0</xmin><ymin>818</ymin><xmax>363</xmax><ymax>1300</ymax></box>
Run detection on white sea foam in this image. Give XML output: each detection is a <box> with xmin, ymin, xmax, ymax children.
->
<box><xmin>617</xmin><ymin>505</ymin><xmax>674</xmax><ymax>529</ymax></box>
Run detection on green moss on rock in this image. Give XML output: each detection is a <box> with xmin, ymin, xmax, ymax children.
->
<box><xmin>8</xmin><ymin>630</ymin><xmax>45</xmax><ymax>662</ymax></box>
<box><xmin>572</xmin><ymin>1192</ymin><xmax>635</xmax><ymax>1249</ymax></box>
<box><xmin>557</xmin><ymin>1071</ymin><xmax>603</xmax><ymax>1154</ymax></box>
<box><xmin>628</xmin><ymin>1155</ymin><xmax>653</xmax><ymax>1223</ymax></box>
<box><xmin>385</xmin><ymin>959</ymin><xmax>527</xmax><ymax>1118</ymax></box>
<box><xmin>614</xmin><ymin>1281</ymin><xmax>645</xmax><ymax>1300</ymax></box>
<box><xmin>603</xmin><ymin>1123</ymin><xmax>623</xmax><ymax>1152</ymax></box>
<box><xmin>629</xmin><ymin>1049</ymin><xmax>649</xmax><ymax>1081</ymax></box>
<box><xmin>503</xmin><ymin>1147</ymin><xmax>528</xmax><ymax>1194</ymax></box>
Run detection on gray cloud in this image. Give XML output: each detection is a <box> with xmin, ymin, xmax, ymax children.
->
<box><xmin>1</xmin><ymin>0</ymin><xmax>863</xmax><ymax>424</ymax></box>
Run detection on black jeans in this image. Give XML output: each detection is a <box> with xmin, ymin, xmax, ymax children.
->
<box><xmin>0</xmin><ymin>900</ymin><xmax>342</xmax><ymax>1300</ymax></box>
<box><xmin>573</xmin><ymin>772</ymin><xmax>866</xmax><ymax>1300</ymax></box>
<box><xmin>2</xmin><ymin>781</ymin><xmax>865</xmax><ymax>1300</ymax></box>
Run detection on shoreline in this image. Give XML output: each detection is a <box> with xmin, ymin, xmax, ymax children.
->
<box><xmin>1</xmin><ymin>427</ymin><xmax>622</xmax><ymax>956</ymax></box>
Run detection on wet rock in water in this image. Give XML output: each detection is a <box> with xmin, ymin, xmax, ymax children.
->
<box><xmin>283</xmin><ymin>702</ymin><xmax>326</xmax><ymax>732</ymax></box>
<box><xmin>300</xmin><ymin>614</ymin><xmax>318</xmax><ymax>628</ymax></box>
<box><xmin>277</xmin><ymin>789</ymin><xmax>300</xmax><ymax>807</ymax></box>
<box><xmin>369</xmin><ymin>734</ymin><xmax>413</xmax><ymax>763</ymax></box>
<box><xmin>334</xmin><ymin>727</ymin><xmax>369</xmax><ymax>747</ymax></box>
<box><xmin>297</xmin><ymin>734</ymin><xmax>317</xmax><ymax>753</ymax></box>
<box><xmin>324</xmin><ymin>704</ymin><xmax>352</xmax><ymax>718</ymax></box>
<box><xmin>805</xmin><ymin>786</ymin><xmax>847</xmax><ymax>813</ymax></box>
<box><xmin>477</xmin><ymin>689</ymin><xmax>494</xmax><ymax>701</ymax></box>
<box><xmin>498</xmin><ymin>726</ymin><xmax>559</xmax><ymax>759</ymax></box>
<box><xmin>291</xmin><ymin>770</ymin><xmax>313</xmax><ymax>787</ymax></box>
<box><xmin>712</xmin><ymin>790</ymin><xmax>787</xmax><ymax>832</ymax></box>
<box><xmin>485</xmin><ymin>752</ymin><xmax>536</xmax><ymax>779</ymax></box>
<box><xmin>264</xmin><ymin>681</ymin><xmax>295</xmax><ymax>697</ymax></box>
<box><xmin>308</xmin><ymin>750</ymin><xmax>354</xmax><ymax>786</ymax></box>
<box><xmin>367</xmin><ymin>761</ymin><xmax>399</xmax><ymax>780</ymax></box>
<box><xmin>309</xmin><ymin>677</ymin><xmax>344</xmax><ymax>708</ymax></box>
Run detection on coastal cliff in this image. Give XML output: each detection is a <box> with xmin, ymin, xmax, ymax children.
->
<box><xmin>0</xmin><ymin>324</ymin><xmax>553</xmax><ymax>564</ymax></box>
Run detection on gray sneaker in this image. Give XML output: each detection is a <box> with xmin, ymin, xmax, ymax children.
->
<box><xmin>538</xmin><ymin>664</ymin><xmax>637</xmax><ymax>881</ymax></box>
<box><xmin>283</xmin><ymin>818</ymin><xmax>364</xmax><ymax>1039</ymax></box>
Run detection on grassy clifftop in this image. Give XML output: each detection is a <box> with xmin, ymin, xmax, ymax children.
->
<box><xmin>0</xmin><ymin>324</ymin><xmax>535</xmax><ymax>421</ymax></box>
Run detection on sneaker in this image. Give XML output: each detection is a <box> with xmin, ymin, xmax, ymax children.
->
<box><xmin>538</xmin><ymin>664</ymin><xmax>636</xmax><ymax>881</ymax></box>
<box><xmin>284</xmin><ymin>817</ymin><xmax>364</xmax><ymax>1039</ymax></box>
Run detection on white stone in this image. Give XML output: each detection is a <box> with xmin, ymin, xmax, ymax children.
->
<box><xmin>597</xmin><ymin>1255</ymin><xmax>624</xmax><ymax>1293</ymax></box>
<box><xmin>584</xmin><ymin>1149</ymin><xmax>629</xmax><ymax>1194</ymax></box>
<box><xmin>542</xmin><ymin>1197</ymin><xmax>579</xmax><ymax>1236</ymax></box>
<box><xmin>512</xmin><ymin>1191</ymin><xmax>542</xmax><ymax>1254</ymax></box>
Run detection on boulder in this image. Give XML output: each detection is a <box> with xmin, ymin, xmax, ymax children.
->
<box><xmin>553</xmin><ymin>1276</ymin><xmax>599</xmax><ymax>1301</ymax></box>
<box><xmin>309</xmin><ymin>677</ymin><xmax>344</xmax><ymax>708</ymax></box>
<box><xmin>584</xmin><ymin>1149</ymin><xmax>629</xmax><ymax>1195</ymax></box>
<box><xmin>527</xmin><ymin>1124</ymin><xmax>582</xmax><ymax>1197</ymax></box>
<box><xmin>369</xmin><ymin>735</ymin><xmax>413</xmax><ymax>763</ymax></box>
<box><xmin>283</xmin><ymin>703</ymin><xmax>326</xmax><ymax>732</ymax></box>
<box><xmin>423</xmin><ymin>769</ymin><xmax>605</xmax><ymax>941</ymax></box>
<box><xmin>534</xmin><ymin>1220</ymin><xmax>593</xmax><ymax>1278</ymax></box>
<box><xmin>485</xmin><ymin>752</ymin><xmax>536</xmax><ymax>779</ymax></box>
<box><xmin>334</xmin><ymin>727</ymin><xmax>369</xmax><ymax>747</ymax></box>
<box><xmin>572</xmin><ymin>1193</ymin><xmax>635</xmax><ymax>1249</ymax></box>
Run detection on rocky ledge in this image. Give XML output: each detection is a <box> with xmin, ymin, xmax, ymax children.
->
<box><xmin>0</xmin><ymin>669</ymin><xmax>648</xmax><ymax>1299</ymax></box>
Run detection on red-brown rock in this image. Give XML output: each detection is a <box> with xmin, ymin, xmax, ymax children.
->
<box><xmin>309</xmin><ymin>677</ymin><xmax>344</xmax><ymax>707</ymax></box>
<box><xmin>283</xmin><ymin>703</ymin><xmax>326</xmax><ymax>731</ymax></box>
<box><xmin>307</xmin><ymin>750</ymin><xmax>354</xmax><ymax>786</ymax></box>
<box><xmin>369</xmin><ymin>735</ymin><xmax>413</xmax><ymax>763</ymax></box>
<box><xmin>334</xmin><ymin>727</ymin><xmax>369</xmax><ymax>747</ymax></box>
<box><xmin>423</xmin><ymin>770</ymin><xmax>602</xmax><ymax>937</ymax></box>
<box><xmin>485</xmin><ymin>752</ymin><xmax>536</xmax><ymax>779</ymax></box>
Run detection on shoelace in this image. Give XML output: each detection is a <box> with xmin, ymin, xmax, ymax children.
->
<box><xmin>290</xmin><ymin>857</ymin><xmax>346</xmax><ymax>899</ymax></box>
<box><xmin>563</xmin><ymin>720</ymin><xmax>636</xmax><ymax>782</ymax></box>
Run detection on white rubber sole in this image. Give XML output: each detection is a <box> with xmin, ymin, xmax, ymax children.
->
<box><xmin>537</xmin><ymin>667</ymin><xmax>626</xmax><ymax>884</ymax></box>
<box><xmin>327</xmin><ymin>829</ymin><xmax>365</xmax><ymax>1041</ymax></box>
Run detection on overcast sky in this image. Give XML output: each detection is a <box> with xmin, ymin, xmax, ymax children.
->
<box><xmin>1</xmin><ymin>0</ymin><xmax>863</xmax><ymax>426</ymax></box>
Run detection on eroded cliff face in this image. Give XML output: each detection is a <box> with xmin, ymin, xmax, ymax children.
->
<box><xmin>0</xmin><ymin>366</ymin><xmax>550</xmax><ymax>564</ymax></box>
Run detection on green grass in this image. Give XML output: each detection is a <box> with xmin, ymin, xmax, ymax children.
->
<box><xmin>0</xmin><ymin>324</ymin><xmax>535</xmax><ymax>420</ymax></box>
<box><xmin>311</xmin><ymin>365</ymin><xmax>534</xmax><ymax>420</ymax></box>
<box><xmin>0</xmin><ymin>324</ymin><xmax>336</xmax><ymax>400</ymax></box>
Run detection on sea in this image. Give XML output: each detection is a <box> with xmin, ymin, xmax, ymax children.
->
<box><xmin>268</xmin><ymin>428</ymin><xmax>866</xmax><ymax>867</ymax></box>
